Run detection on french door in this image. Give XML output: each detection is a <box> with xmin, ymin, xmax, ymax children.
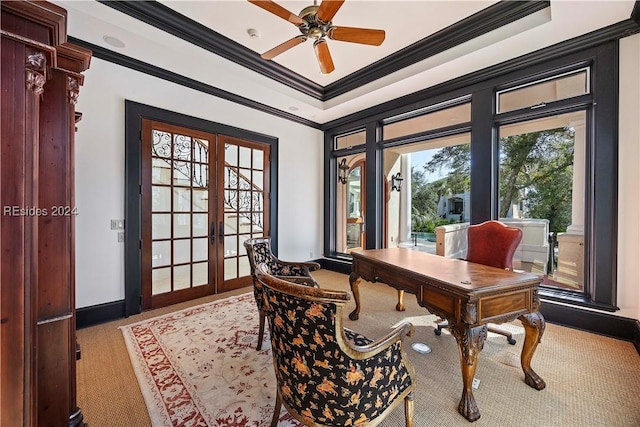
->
<box><xmin>141</xmin><ymin>120</ymin><xmax>269</xmax><ymax>310</ymax></box>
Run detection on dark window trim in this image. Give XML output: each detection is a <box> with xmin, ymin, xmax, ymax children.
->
<box><xmin>321</xmin><ymin>18</ymin><xmax>639</xmax><ymax>130</ymax></box>
<box><xmin>124</xmin><ymin>100</ymin><xmax>279</xmax><ymax>317</ymax></box>
<box><xmin>66</xmin><ymin>16</ymin><xmax>638</xmax><ymax>132</ymax></box>
<box><xmin>324</xmin><ymin>41</ymin><xmax>620</xmax><ymax>312</ymax></box>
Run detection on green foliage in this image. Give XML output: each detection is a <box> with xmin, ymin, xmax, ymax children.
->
<box><xmin>498</xmin><ymin>128</ymin><xmax>574</xmax><ymax>232</ymax></box>
<box><xmin>409</xmin><ymin>127</ymin><xmax>575</xmax><ymax>233</ymax></box>
<box><xmin>424</xmin><ymin>145</ymin><xmax>471</xmax><ymax>195</ymax></box>
<box><xmin>411</xmin><ymin>212</ymin><xmax>457</xmax><ymax>233</ymax></box>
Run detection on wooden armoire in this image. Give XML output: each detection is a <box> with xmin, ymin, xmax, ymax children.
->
<box><xmin>1</xmin><ymin>1</ymin><xmax>91</xmax><ymax>426</ymax></box>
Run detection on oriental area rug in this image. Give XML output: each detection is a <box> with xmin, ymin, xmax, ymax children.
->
<box><xmin>119</xmin><ymin>293</ymin><xmax>301</xmax><ymax>427</ymax></box>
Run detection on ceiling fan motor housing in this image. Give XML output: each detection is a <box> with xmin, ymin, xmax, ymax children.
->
<box><xmin>298</xmin><ymin>5</ymin><xmax>332</xmax><ymax>40</ymax></box>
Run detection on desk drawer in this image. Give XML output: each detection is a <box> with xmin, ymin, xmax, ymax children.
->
<box><xmin>479</xmin><ymin>290</ymin><xmax>530</xmax><ymax>323</ymax></box>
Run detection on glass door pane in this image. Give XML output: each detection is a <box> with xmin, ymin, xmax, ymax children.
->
<box><xmin>498</xmin><ymin>111</ymin><xmax>586</xmax><ymax>291</ymax></box>
<box><xmin>383</xmin><ymin>133</ymin><xmax>471</xmax><ymax>254</ymax></box>
<box><xmin>220</xmin><ymin>137</ymin><xmax>269</xmax><ymax>291</ymax></box>
<box><xmin>336</xmin><ymin>155</ymin><xmax>366</xmax><ymax>254</ymax></box>
<box><xmin>150</xmin><ymin>130</ymin><xmax>210</xmax><ymax>296</ymax></box>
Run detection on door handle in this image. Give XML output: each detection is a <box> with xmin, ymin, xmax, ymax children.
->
<box><xmin>218</xmin><ymin>221</ymin><xmax>224</xmax><ymax>240</ymax></box>
<box><xmin>210</xmin><ymin>222</ymin><xmax>215</xmax><ymax>244</ymax></box>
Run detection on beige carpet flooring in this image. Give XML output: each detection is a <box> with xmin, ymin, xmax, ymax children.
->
<box><xmin>76</xmin><ymin>270</ymin><xmax>640</xmax><ymax>426</ymax></box>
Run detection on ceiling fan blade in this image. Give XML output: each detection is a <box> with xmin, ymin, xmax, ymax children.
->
<box><xmin>314</xmin><ymin>39</ymin><xmax>335</xmax><ymax>75</ymax></box>
<box><xmin>316</xmin><ymin>0</ymin><xmax>345</xmax><ymax>23</ymax></box>
<box><xmin>261</xmin><ymin>36</ymin><xmax>306</xmax><ymax>60</ymax></box>
<box><xmin>247</xmin><ymin>0</ymin><xmax>305</xmax><ymax>26</ymax></box>
<box><xmin>329</xmin><ymin>26</ymin><xmax>385</xmax><ymax>46</ymax></box>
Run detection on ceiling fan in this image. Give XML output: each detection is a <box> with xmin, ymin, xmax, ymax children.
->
<box><xmin>248</xmin><ymin>0</ymin><xmax>385</xmax><ymax>74</ymax></box>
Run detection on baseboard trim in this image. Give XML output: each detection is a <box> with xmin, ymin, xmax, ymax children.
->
<box><xmin>318</xmin><ymin>257</ymin><xmax>353</xmax><ymax>275</ymax></box>
<box><xmin>539</xmin><ymin>301</ymin><xmax>637</xmax><ymax>342</ymax></box>
<box><xmin>76</xmin><ymin>300</ymin><xmax>125</xmax><ymax>329</ymax></box>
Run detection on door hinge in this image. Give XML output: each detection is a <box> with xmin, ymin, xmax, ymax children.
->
<box><xmin>139</xmin><ymin>240</ymin><xmax>143</xmax><ymax>250</ymax></box>
<box><xmin>139</xmin><ymin>184</ymin><xmax>143</xmax><ymax>194</ymax></box>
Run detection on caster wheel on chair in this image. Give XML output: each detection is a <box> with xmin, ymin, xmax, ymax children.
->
<box><xmin>434</xmin><ymin>329</ymin><xmax>442</xmax><ymax>336</ymax></box>
<box><xmin>507</xmin><ymin>338</ymin><xmax>517</xmax><ymax>345</ymax></box>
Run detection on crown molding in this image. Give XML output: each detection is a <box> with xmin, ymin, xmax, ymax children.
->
<box><xmin>321</xmin><ymin>18</ymin><xmax>640</xmax><ymax>130</ymax></box>
<box><xmin>68</xmin><ymin>36</ymin><xmax>321</xmax><ymax>129</ymax></box>
<box><xmin>67</xmin><ymin>6</ymin><xmax>639</xmax><ymax>131</ymax></box>
<box><xmin>323</xmin><ymin>1</ymin><xmax>550</xmax><ymax>100</ymax></box>
<box><xmin>97</xmin><ymin>0</ymin><xmax>324</xmax><ymax>100</ymax></box>
<box><xmin>98</xmin><ymin>0</ymin><xmax>550</xmax><ymax>102</ymax></box>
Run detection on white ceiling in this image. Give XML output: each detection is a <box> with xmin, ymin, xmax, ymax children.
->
<box><xmin>53</xmin><ymin>0</ymin><xmax>636</xmax><ymax>125</ymax></box>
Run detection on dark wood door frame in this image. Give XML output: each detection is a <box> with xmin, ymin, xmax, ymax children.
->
<box><xmin>124</xmin><ymin>101</ymin><xmax>279</xmax><ymax>316</ymax></box>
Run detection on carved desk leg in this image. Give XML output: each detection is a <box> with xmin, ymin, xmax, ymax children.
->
<box><xmin>348</xmin><ymin>272</ymin><xmax>362</xmax><ymax>321</ymax></box>
<box><xmin>518</xmin><ymin>311</ymin><xmax>546</xmax><ymax>390</ymax></box>
<box><xmin>396</xmin><ymin>289</ymin><xmax>406</xmax><ymax>312</ymax></box>
<box><xmin>450</xmin><ymin>324</ymin><xmax>487</xmax><ymax>422</ymax></box>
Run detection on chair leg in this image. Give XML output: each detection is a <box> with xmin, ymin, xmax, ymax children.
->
<box><xmin>404</xmin><ymin>392</ymin><xmax>414</xmax><ymax>427</ymax></box>
<box><xmin>396</xmin><ymin>289</ymin><xmax>406</xmax><ymax>311</ymax></box>
<box><xmin>434</xmin><ymin>319</ymin><xmax>448</xmax><ymax>336</ymax></box>
<box><xmin>270</xmin><ymin>391</ymin><xmax>282</xmax><ymax>427</ymax></box>
<box><xmin>257</xmin><ymin>309</ymin><xmax>265</xmax><ymax>351</ymax></box>
<box><xmin>488</xmin><ymin>326</ymin><xmax>516</xmax><ymax>345</ymax></box>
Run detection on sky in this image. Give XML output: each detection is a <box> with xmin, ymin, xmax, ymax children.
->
<box><xmin>410</xmin><ymin>149</ymin><xmax>449</xmax><ymax>183</ymax></box>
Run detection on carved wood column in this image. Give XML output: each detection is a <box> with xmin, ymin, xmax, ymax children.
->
<box><xmin>2</xmin><ymin>3</ymin><xmax>90</xmax><ymax>426</ymax></box>
<box><xmin>1</xmin><ymin>31</ymin><xmax>54</xmax><ymax>427</ymax></box>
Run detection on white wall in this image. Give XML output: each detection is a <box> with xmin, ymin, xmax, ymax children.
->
<box><xmin>74</xmin><ymin>58</ymin><xmax>323</xmax><ymax>308</ymax></box>
<box><xmin>75</xmin><ymin>34</ymin><xmax>640</xmax><ymax>323</ymax></box>
<box><xmin>617</xmin><ymin>33</ymin><xmax>640</xmax><ymax>321</ymax></box>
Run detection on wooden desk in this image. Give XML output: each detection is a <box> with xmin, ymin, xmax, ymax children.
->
<box><xmin>349</xmin><ymin>248</ymin><xmax>545</xmax><ymax>422</ymax></box>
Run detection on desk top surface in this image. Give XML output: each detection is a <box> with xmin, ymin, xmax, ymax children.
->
<box><xmin>351</xmin><ymin>248</ymin><xmax>541</xmax><ymax>294</ymax></box>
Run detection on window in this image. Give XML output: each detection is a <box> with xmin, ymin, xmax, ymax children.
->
<box><xmin>498</xmin><ymin>111</ymin><xmax>586</xmax><ymax>291</ymax></box>
<box><xmin>325</xmin><ymin>41</ymin><xmax>618</xmax><ymax>311</ymax></box>
<box><xmin>383</xmin><ymin>102</ymin><xmax>471</xmax><ymax>140</ymax></box>
<box><xmin>384</xmin><ymin>133</ymin><xmax>471</xmax><ymax>252</ymax></box>
<box><xmin>496</xmin><ymin>68</ymin><xmax>589</xmax><ymax>113</ymax></box>
<box><xmin>335</xmin><ymin>129</ymin><xmax>366</xmax><ymax>150</ymax></box>
<box><xmin>335</xmin><ymin>154</ymin><xmax>365</xmax><ymax>254</ymax></box>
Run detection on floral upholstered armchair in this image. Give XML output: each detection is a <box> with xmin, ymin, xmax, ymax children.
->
<box><xmin>255</xmin><ymin>263</ymin><xmax>417</xmax><ymax>427</ymax></box>
<box><xmin>244</xmin><ymin>237</ymin><xmax>321</xmax><ymax>350</ymax></box>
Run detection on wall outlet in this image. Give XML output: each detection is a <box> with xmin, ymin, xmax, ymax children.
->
<box><xmin>117</xmin><ymin>232</ymin><xmax>125</xmax><ymax>243</ymax></box>
<box><xmin>472</xmin><ymin>378</ymin><xmax>480</xmax><ymax>389</ymax></box>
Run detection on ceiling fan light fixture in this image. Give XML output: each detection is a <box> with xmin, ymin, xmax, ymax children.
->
<box><xmin>247</xmin><ymin>28</ymin><xmax>260</xmax><ymax>39</ymax></box>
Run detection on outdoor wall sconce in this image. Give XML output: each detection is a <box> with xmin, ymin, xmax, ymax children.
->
<box><xmin>391</xmin><ymin>172</ymin><xmax>404</xmax><ymax>192</ymax></box>
<box><xmin>338</xmin><ymin>158</ymin><xmax>350</xmax><ymax>184</ymax></box>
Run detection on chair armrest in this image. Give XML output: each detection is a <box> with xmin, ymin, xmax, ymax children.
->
<box><xmin>345</xmin><ymin>321</ymin><xmax>414</xmax><ymax>360</ymax></box>
<box><xmin>274</xmin><ymin>275</ymin><xmax>318</xmax><ymax>287</ymax></box>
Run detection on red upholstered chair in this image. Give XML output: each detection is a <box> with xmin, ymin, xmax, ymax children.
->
<box><xmin>435</xmin><ymin>220</ymin><xmax>523</xmax><ymax>345</ymax></box>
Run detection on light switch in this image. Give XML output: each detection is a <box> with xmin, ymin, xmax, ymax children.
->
<box><xmin>110</xmin><ymin>219</ymin><xmax>125</xmax><ymax>230</ymax></box>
